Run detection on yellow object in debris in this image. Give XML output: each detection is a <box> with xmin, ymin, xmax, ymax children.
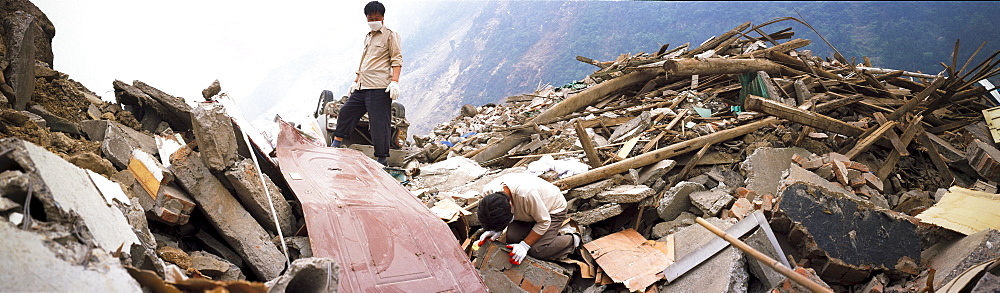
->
<box><xmin>916</xmin><ymin>186</ymin><xmax>1000</xmax><ymax>235</ymax></box>
<box><xmin>984</xmin><ymin>105</ymin><xmax>1000</xmax><ymax>144</ymax></box>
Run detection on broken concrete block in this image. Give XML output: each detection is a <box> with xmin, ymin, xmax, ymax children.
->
<box><xmin>595</xmin><ymin>184</ymin><xmax>654</xmax><ymax>203</ymax></box>
<box><xmin>651</xmin><ymin>212</ymin><xmax>696</xmax><ymax>239</ymax></box>
<box><xmin>150</xmin><ymin>185</ymin><xmax>195</xmax><ymax>225</ymax></box>
<box><xmin>21</xmin><ymin>110</ymin><xmax>44</xmax><ymax>128</ymax></box>
<box><xmin>170</xmin><ymin>146</ymin><xmax>284</xmax><ymax>280</ymax></box>
<box><xmin>690</xmin><ymin>189</ymin><xmax>734</xmax><ymax>216</ymax></box>
<box><xmin>660</xmin><ymin>217</ymin><xmax>747</xmax><ymax>293</ymax></box>
<box><xmin>966</xmin><ymin>139</ymin><xmax>1000</xmax><ymax>182</ymax></box>
<box><xmin>190</xmin><ymin>251</ymin><xmax>244</xmax><ymax>281</ymax></box>
<box><xmin>638</xmin><ymin>159</ymin><xmax>676</xmax><ymax>185</ymax></box>
<box><xmin>133</xmin><ymin>80</ymin><xmax>194</xmax><ymax>132</ymax></box>
<box><xmin>568</xmin><ymin>178</ymin><xmax>615</xmax><ymax>200</ymax></box>
<box><xmin>416</xmin><ymin>156</ymin><xmax>488</xmax><ymax>192</ymax></box>
<box><xmin>194</xmin><ymin>230</ymin><xmax>244</xmax><ymax>269</ymax></box>
<box><xmin>0</xmin><ymin>224</ymin><xmax>142</xmax><ymax>292</ymax></box>
<box><xmin>27</xmin><ymin>105</ymin><xmax>80</xmax><ymax>134</ymax></box>
<box><xmin>609</xmin><ymin>111</ymin><xmax>651</xmax><ymax>143</ymax></box>
<box><xmin>6</xmin><ymin>12</ymin><xmax>40</xmax><ymax>111</ymax></box>
<box><xmin>657</xmin><ymin>181</ymin><xmax>705</xmax><ymax>221</ymax></box>
<box><xmin>971</xmin><ymin>272</ymin><xmax>1000</xmax><ymax>293</ymax></box>
<box><xmin>742</xmin><ymin>147</ymin><xmax>812</xmax><ymax>196</ymax></box>
<box><xmin>706</xmin><ymin>166</ymin><xmax>746</xmax><ymax>189</ymax></box>
<box><xmin>569</xmin><ymin>203</ymin><xmax>623</xmax><ymax>225</ymax></box>
<box><xmin>265</xmin><ymin>257</ymin><xmax>339</xmax><ymax>293</ymax></box>
<box><xmin>782</xmin><ymin>163</ymin><xmax>860</xmax><ymax>202</ymax></box>
<box><xmin>0</xmin><ymin>138</ymin><xmax>140</xmax><ymax>253</ymax></box>
<box><xmin>921</xmin><ymin>229</ymin><xmax>1000</xmax><ymax>287</ymax></box>
<box><xmin>745</xmin><ymin>228</ymin><xmax>786</xmax><ymax>289</ymax></box>
<box><xmin>92</xmin><ymin>121</ymin><xmax>158</xmax><ymax>169</ymax></box>
<box><xmin>158</xmin><ymin>246</ymin><xmax>192</xmax><ymax>270</ymax></box>
<box><xmin>776</xmin><ymin>182</ymin><xmax>920</xmax><ymax>284</ymax></box>
<box><xmin>202</xmin><ymin>79</ymin><xmax>222</xmax><ymax>100</ymax></box>
<box><xmin>224</xmin><ymin>158</ymin><xmax>295</xmax><ymax>236</ymax></box>
<box><xmin>192</xmin><ymin>102</ymin><xmax>239</xmax><ymax>171</ymax></box>
<box><xmin>67</xmin><ymin>151</ymin><xmax>116</xmax><ymax>177</ymax></box>
<box><xmin>474</xmin><ymin>240</ymin><xmax>570</xmax><ymax>293</ymax></box>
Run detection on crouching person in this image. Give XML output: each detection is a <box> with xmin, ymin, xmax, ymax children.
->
<box><xmin>477</xmin><ymin>173</ymin><xmax>580</xmax><ymax>264</ymax></box>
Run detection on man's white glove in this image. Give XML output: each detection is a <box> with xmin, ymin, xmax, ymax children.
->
<box><xmin>477</xmin><ymin>230</ymin><xmax>502</xmax><ymax>247</ymax></box>
<box><xmin>506</xmin><ymin>241</ymin><xmax>531</xmax><ymax>265</ymax></box>
<box><xmin>349</xmin><ymin>81</ymin><xmax>360</xmax><ymax>94</ymax></box>
<box><xmin>386</xmin><ymin>81</ymin><xmax>400</xmax><ymax>100</ymax></box>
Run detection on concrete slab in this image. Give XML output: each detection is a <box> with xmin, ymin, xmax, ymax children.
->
<box><xmin>595</xmin><ymin>184</ymin><xmax>654</xmax><ymax>203</ymax></box>
<box><xmin>192</xmin><ymin>102</ymin><xmax>239</xmax><ymax>171</ymax></box>
<box><xmin>474</xmin><ymin>240</ymin><xmax>571</xmax><ymax>293</ymax></box>
<box><xmin>28</xmin><ymin>105</ymin><xmax>80</xmax><ymax>134</ymax></box>
<box><xmin>0</xmin><ymin>138</ymin><xmax>140</xmax><ymax>253</ymax></box>
<box><xmin>133</xmin><ymin>80</ymin><xmax>194</xmax><ymax>132</ymax></box>
<box><xmin>224</xmin><ymin>158</ymin><xmax>295</xmax><ymax>236</ymax></box>
<box><xmin>6</xmin><ymin>12</ymin><xmax>39</xmax><ymax>111</ymax></box>
<box><xmin>651</xmin><ymin>212</ymin><xmax>695</xmax><ymax>239</ymax></box>
<box><xmin>0</xmin><ymin>223</ymin><xmax>142</xmax><ymax>292</ymax></box>
<box><xmin>745</xmin><ymin>228</ymin><xmax>785</xmax><ymax>289</ymax></box>
<box><xmin>568</xmin><ymin>178</ymin><xmax>616</xmax><ymax>200</ymax></box>
<box><xmin>638</xmin><ymin>159</ymin><xmax>676</xmax><ymax>186</ymax></box>
<box><xmin>190</xmin><ymin>251</ymin><xmax>245</xmax><ymax>281</ymax></box>
<box><xmin>92</xmin><ymin>121</ymin><xmax>158</xmax><ymax>170</ymax></box>
<box><xmin>266</xmin><ymin>257</ymin><xmax>339</xmax><ymax>293</ymax></box>
<box><xmin>691</xmin><ymin>189</ymin><xmax>735</xmax><ymax>217</ymax></box>
<box><xmin>569</xmin><ymin>203</ymin><xmax>623</xmax><ymax>225</ymax></box>
<box><xmin>657</xmin><ymin>181</ymin><xmax>705</xmax><ymax>221</ymax></box>
<box><xmin>415</xmin><ymin>156</ymin><xmax>489</xmax><ymax>192</ymax></box>
<box><xmin>777</xmin><ymin>182</ymin><xmax>920</xmax><ymax>285</ymax></box>
<box><xmin>660</xmin><ymin>217</ymin><xmax>748</xmax><ymax>293</ymax></box>
<box><xmin>742</xmin><ymin>147</ymin><xmax>812</xmax><ymax>196</ymax></box>
<box><xmin>921</xmin><ymin>229</ymin><xmax>1000</xmax><ymax>287</ymax></box>
<box><xmin>170</xmin><ymin>146</ymin><xmax>284</xmax><ymax>280</ymax></box>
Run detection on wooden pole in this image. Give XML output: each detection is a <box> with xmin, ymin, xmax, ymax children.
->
<box><xmin>745</xmin><ymin>38</ymin><xmax>811</xmax><ymax>58</ymax></box>
<box><xmin>553</xmin><ymin>117</ymin><xmax>779</xmax><ymax>190</ymax></box>
<box><xmin>574</xmin><ymin>119</ymin><xmax>603</xmax><ymax>169</ymax></box>
<box><xmin>695</xmin><ymin>217</ymin><xmax>834</xmax><ymax>293</ymax></box>
<box><xmin>845</xmin><ymin>121</ymin><xmax>898</xmax><ymax>159</ymax></box>
<box><xmin>744</xmin><ymin>95</ymin><xmax>865</xmax><ymax>137</ymax></box>
<box><xmin>886</xmin><ymin>75</ymin><xmax>946</xmax><ymax>122</ymax></box>
<box><xmin>663</xmin><ymin>58</ymin><xmax>783</xmax><ymax>77</ymax></box>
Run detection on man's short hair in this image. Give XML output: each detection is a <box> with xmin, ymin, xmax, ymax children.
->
<box><xmin>364</xmin><ymin>1</ymin><xmax>385</xmax><ymax>16</ymax></box>
<box><xmin>478</xmin><ymin>192</ymin><xmax>513</xmax><ymax>232</ymax></box>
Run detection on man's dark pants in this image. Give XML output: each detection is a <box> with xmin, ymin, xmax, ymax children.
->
<box><xmin>333</xmin><ymin>89</ymin><xmax>391</xmax><ymax>159</ymax></box>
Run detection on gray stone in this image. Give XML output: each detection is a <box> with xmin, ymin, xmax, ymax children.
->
<box><xmin>923</xmin><ymin>229</ymin><xmax>1000</xmax><ymax>287</ymax></box>
<box><xmin>569</xmin><ymin>203</ymin><xmax>623</xmax><ymax>225</ymax></box>
<box><xmin>568</xmin><ymin>178</ymin><xmax>616</xmax><ymax>200</ymax></box>
<box><xmin>192</xmin><ymin>102</ymin><xmax>239</xmax><ymax>171</ymax></box>
<box><xmin>650</xmin><ymin>212</ymin><xmax>695</xmax><ymax>239</ymax></box>
<box><xmin>194</xmin><ymin>230</ymin><xmax>244</xmax><ymax>268</ymax></box>
<box><xmin>688</xmin><ymin>174</ymin><xmax>717</xmax><ymax>189</ymax></box>
<box><xmin>0</xmin><ymin>138</ymin><xmax>140</xmax><ymax>253</ymax></box>
<box><xmin>971</xmin><ymin>272</ymin><xmax>1000</xmax><ymax>293</ymax></box>
<box><xmin>638</xmin><ymin>159</ymin><xmax>677</xmax><ymax>186</ymax></box>
<box><xmin>133</xmin><ymin>80</ymin><xmax>194</xmax><ymax>132</ymax></box>
<box><xmin>82</xmin><ymin>120</ymin><xmax>157</xmax><ymax>169</ymax></box>
<box><xmin>690</xmin><ymin>189</ymin><xmax>735</xmax><ymax>216</ymax></box>
<box><xmin>660</xmin><ymin>217</ymin><xmax>747</xmax><ymax>293</ymax></box>
<box><xmin>744</xmin><ymin>229</ymin><xmax>785</xmax><ymax>289</ymax></box>
<box><xmin>742</xmin><ymin>147</ymin><xmax>812</xmax><ymax>196</ymax></box>
<box><xmin>461</xmin><ymin>104</ymin><xmax>478</xmax><ymax>117</ymax></box>
<box><xmin>778</xmin><ymin>182</ymin><xmax>920</xmax><ymax>284</ymax></box>
<box><xmin>202</xmin><ymin>79</ymin><xmax>222</xmax><ymax>100</ymax></box>
<box><xmin>21</xmin><ymin>110</ymin><xmax>44</xmax><ymax>128</ymax></box>
<box><xmin>706</xmin><ymin>166</ymin><xmax>746</xmax><ymax>189</ymax></box>
<box><xmin>609</xmin><ymin>111</ymin><xmax>651</xmax><ymax>143</ymax></box>
<box><xmin>190</xmin><ymin>251</ymin><xmax>244</xmax><ymax>281</ymax></box>
<box><xmin>595</xmin><ymin>184</ymin><xmax>654</xmax><ymax>203</ymax></box>
<box><xmin>266</xmin><ymin>257</ymin><xmax>340</xmax><ymax>293</ymax></box>
<box><xmin>0</xmin><ymin>196</ymin><xmax>18</xmax><ymax>212</ymax></box>
<box><xmin>782</xmin><ymin>163</ymin><xmax>862</xmax><ymax>201</ymax></box>
<box><xmin>6</xmin><ymin>11</ymin><xmax>40</xmax><ymax>111</ymax></box>
<box><xmin>27</xmin><ymin>105</ymin><xmax>80</xmax><ymax>134</ymax></box>
<box><xmin>657</xmin><ymin>181</ymin><xmax>705</xmax><ymax>221</ymax></box>
<box><xmin>415</xmin><ymin>156</ymin><xmax>488</xmax><ymax>192</ymax></box>
<box><xmin>170</xmin><ymin>147</ymin><xmax>283</xmax><ymax>280</ymax></box>
<box><xmin>0</xmin><ymin>224</ymin><xmax>142</xmax><ymax>292</ymax></box>
<box><xmin>224</xmin><ymin>158</ymin><xmax>295</xmax><ymax>236</ymax></box>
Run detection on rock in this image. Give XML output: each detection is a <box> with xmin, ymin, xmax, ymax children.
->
<box><xmin>191</xmin><ymin>102</ymin><xmax>239</xmax><ymax>171</ymax></box>
<box><xmin>742</xmin><ymin>147</ymin><xmax>812</xmax><ymax>196</ymax></box>
<box><xmin>189</xmin><ymin>251</ymin><xmax>243</xmax><ymax>281</ymax></box>
<box><xmin>638</xmin><ymin>159</ymin><xmax>677</xmax><ymax>186</ymax></box>
<box><xmin>157</xmin><ymin>246</ymin><xmax>191</xmax><ymax>269</ymax></box>
<box><xmin>595</xmin><ymin>184</ymin><xmax>654</xmax><ymax>203</ymax></box>
<box><xmin>921</xmin><ymin>229</ymin><xmax>1000</xmax><ymax>287</ymax></box>
<box><xmin>461</xmin><ymin>104</ymin><xmax>478</xmax><ymax>117</ymax></box>
<box><xmin>660</xmin><ymin>217</ymin><xmax>747</xmax><ymax>293</ymax></box>
<box><xmin>690</xmin><ymin>189</ymin><xmax>734</xmax><ymax>216</ymax></box>
<box><xmin>569</xmin><ymin>203</ymin><xmax>623</xmax><ymax>225</ymax></box>
<box><xmin>170</xmin><ymin>146</ymin><xmax>284</xmax><ymax>280</ymax></box>
<box><xmin>67</xmin><ymin>151</ymin><xmax>116</xmax><ymax>177</ymax></box>
<box><xmin>265</xmin><ymin>257</ymin><xmax>339</xmax><ymax>293</ymax></box>
<box><xmin>657</xmin><ymin>181</ymin><xmax>705</xmax><ymax>221</ymax></box>
<box><xmin>27</xmin><ymin>105</ymin><xmax>79</xmax><ymax>134</ymax></box>
<box><xmin>744</xmin><ymin>228</ymin><xmax>785</xmax><ymax>289</ymax></box>
<box><xmin>224</xmin><ymin>158</ymin><xmax>295</xmax><ymax>236</ymax></box>
<box><xmin>415</xmin><ymin>156</ymin><xmax>488</xmax><ymax>192</ymax></box>
<box><xmin>568</xmin><ymin>178</ymin><xmax>616</xmax><ymax>200</ymax></box>
<box><xmin>650</xmin><ymin>212</ymin><xmax>696</xmax><ymax>239</ymax></box>
<box><xmin>202</xmin><ymin>79</ymin><xmax>221</xmax><ymax>100</ymax></box>
<box><xmin>775</xmin><ymin>182</ymin><xmax>920</xmax><ymax>284</ymax></box>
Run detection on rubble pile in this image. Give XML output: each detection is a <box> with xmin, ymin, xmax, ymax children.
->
<box><xmin>407</xmin><ymin>19</ymin><xmax>1000</xmax><ymax>292</ymax></box>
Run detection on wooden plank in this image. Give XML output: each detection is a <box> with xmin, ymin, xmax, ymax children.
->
<box><xmin>744</xmin><ymin>95</ymin><xmax>865</xmax><ymax>137</ymax></box>
<box><xmin>813</xmin><ymin>94</ymin><xmax>864</xmax><ymax>113</ymax></box>
<box><xmin>575</xmin><ymin>119</ymin><xmax>603</xmax><ymax>169</ymax></box>
<box><xmin>670</xmin><ymin>143</ymin><xmax>712</xmax><ymax>186</ymax></box>
<box><xmin>917</xmin><ymin>129</ymin><xmax>956</xmax><ymax>185</ymax></box>
<box><xmin>845</xmin><ymin>121</ymin><xmax>898</xmax><ymax>159</ymax></box>
<box><xmin>553</xmin><ymin>117</ymin><xmax>780</xmax><ymax>190</ymax></box>
<box><xmin>616</xmin><ymin>136</ymin><xmax>642</xmax><ymax>160</ymax></box>
<box><xmin>641</xmin><ymin>132</ymin><xmax>667</xmax><ymax>154</ymax></box>
<box><xmin>128</xmin><ymin>157</ymin><xmax>161</xmax><ymax>200</ymax></box>
<box><xmin>873</xmin><ymin>113</ymin><xmax>909</xmax><ymax>156</ymax></box>
<box><xmin>876</xmin><ymin>151</ymin><xmax>901</xmax><ymax>181</ymax></box>
<box><xmin>915</xmin><ymin>186</ymin><xmax>1000</xmax><ymax>235</ymax></box>
<box><xmin>580</xmin><ymin>116</ymin><xmax>636</xmax><ymax>129</ymax></box>
<box><xmin>886</xmin><ymin>75</ymin><xmax>947</xmax><ymax>122</ymax></box>
<box><xmin>663</xmin><ymin>58</ymin><xmax>782</xmax><ymax>77</ymax></box>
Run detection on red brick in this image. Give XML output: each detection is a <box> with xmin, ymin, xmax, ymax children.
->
<box><xmin>733</xmin><ymin>187</ymin><xmax>758</xmax><ymax>199</ymax></box>
<box><xmin>728</xmin><ymin>198</ymin><xmax>754</xmax><ymax>220</ymax></box>
<box><xmin>849</xmin><ymin>176</ymin><xmax>866</xmax><ymax>188</ymax></box>
<box><xmin>863</xmin><ymin>172</ymin><xmax>884</xmax><ymax>191</ymax></box>
<box><xmin>791</xmin><ymin>153</ymin><xmax>806</xmax><ymax>165</ymax></box>
<box><xmin>800</xmin><ymin>159</ymin><xmax>825</xmax><ymax>170</ymax></box>
<box><xmin>762</xmin><ymin>194</ymin><xmax>774</xmax><ymax>212</ymax></box>
<box><xmin>831</xmin><ymin>160</ymin><xmax>850</xmax><ymax>186</ymax></box>
<box><xmin>847</xmin><ymin>161</ymin><xmax>870</xmax><ymax>172</ymax></box>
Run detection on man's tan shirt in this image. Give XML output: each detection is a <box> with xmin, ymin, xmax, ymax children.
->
<box><xmin>483</xmin><ymin>173</ymin><xmax>567</xmax><ymax>236</ymax></box>
<box><xmin>358</xmin><ymin>25</ymin><xmax>402</xmax><ymax>89</ymax></box>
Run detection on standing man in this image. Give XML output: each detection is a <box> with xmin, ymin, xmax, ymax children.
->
<box><xmin>331</xmin><ymin>1</ymin><xmax>402</xmax><ymax>166</ymax></box>
<box><xmin>477</xmin><ymin>173</ymin><xmax>581</xmax><ymax>264</ymax></box>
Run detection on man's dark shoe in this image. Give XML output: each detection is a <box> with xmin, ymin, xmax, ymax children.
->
<box><xmin>331</xmin><ymin>139</ymin><xmax>343</xmax><ymax>148</ymax></box>
<box><xmin>376</xmin><ymin>156</ymin><xmax>388</xmax><ymax>166</ymax></box>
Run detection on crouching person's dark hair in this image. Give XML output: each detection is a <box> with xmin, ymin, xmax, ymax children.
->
<box><xmin>478</xmin><ymin>192</ymin><xmax>513</xmax><ymax>232</ymax></box>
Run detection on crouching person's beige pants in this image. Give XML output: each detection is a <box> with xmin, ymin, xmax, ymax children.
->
<box><xmin>505</xmin><ymin>211</ymin><xmax>575</xmax><ymax>261</ymax></box>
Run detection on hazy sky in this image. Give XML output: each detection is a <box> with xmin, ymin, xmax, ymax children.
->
<box><xmin>32</xmin><ymin>0</ymin><xmax>414</xmax><ymax>105</ymax></box>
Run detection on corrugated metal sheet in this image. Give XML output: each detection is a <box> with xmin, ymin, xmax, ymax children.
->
<box><xmin>275</xmin><ymin>120</ymin><xmax>486</xmax><ymax>292</ymax></box>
